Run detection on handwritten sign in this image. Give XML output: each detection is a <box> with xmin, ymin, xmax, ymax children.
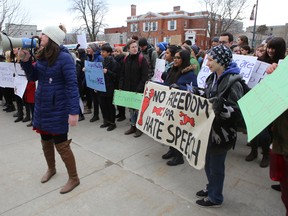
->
<box><xmin>197</xmin><ymin>54</ymin><xmax>258</xmax><ymax>89</ymax></box>
<box><xmin>238</xmin><ymin>56</ymin><xmax>288</xmax><ymax>142</ymax></box>
<box><xmin>136</xmin><ymin>81</ymin><xmax>215</xmax><ymax>170</ymax></box>
<box><xmin>247</xmin><ymin>60</ymin><xmax>270</xmax><ymax>88</ymax></box>
<box><xmin>84</xmin><ymin>61</ymin><xmax>106</xmax><ymax>92</ymax></box>
<box><xmin>151</xmin><ymin>58</ymin><xmax>165</xmax><ymax>83</ymax></box>
<box><xmin>113</xmin><ymin>90</ymin><xmax>143</xmax><ymax>110</ymax></box>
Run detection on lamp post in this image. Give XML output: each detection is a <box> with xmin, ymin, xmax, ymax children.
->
<box><xmin>250</xmin><ymin>0</ymin><xmax>259</xmax><ymax>49</ymax></box>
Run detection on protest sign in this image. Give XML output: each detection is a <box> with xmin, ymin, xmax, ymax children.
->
<box><xmin>151</xmin><ymin>58</ymin><xmax>165</xmax><ymax>83</ymax></box>
<box><xmin>77</xmin><ymin>33</ymin><xmax>87</xmax><ymax>49</ymax></box>
<box><xmin>113</xmin><ymin>90</ymin><xmax>143</xmax><ymax>110</ymax></box>
<box><xmin>238</xmin><ymin>56</ymin><xmax>288</xmax><ymax>142</ymax></box>
<box><xmin>233</xmin><ymin>54</ymin><xmax>257</xmax><ymax>83</ymax></box>
<box><xmin>247</xmin><ymin>60</ymin><xmax>270</xmax><ymax>88</ymax></box>
<box><xmin>136</xmin><ymin>81</ymin><xmax>215</xmax><ymax>170</ymax></box>
<box><xmin>0</xmin><ymin>62</ymin><xmax>18</xmax><ymax>88</ymax></box>
<box><xmin>197</xmin><ymin>54</ymin><xmax>258</xmax><ymax>89</ymax></box>
<box><xmin>84</xmin><ymin>61</ymin><xmax>106</xmax><ymax>92</ymax></box>
<box><xmin>14</xmin><ymin>75</ymin><xmax>28</xmax><ymax>98</ymax></box>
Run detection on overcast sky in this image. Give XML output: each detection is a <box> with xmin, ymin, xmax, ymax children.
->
<box><xmin>20</xmin><ymin>0</ymin><xmax>287</xmax><ymax>32</ymax></box>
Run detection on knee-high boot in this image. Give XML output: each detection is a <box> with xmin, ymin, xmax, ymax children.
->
<box><xmin>41</xmin><ymin>139</ymin><xmax>56</xmax><ymax>183</ymax></box>
<box><xmin>55</xmin><ymin>139</ymin><xmax>80</xmax><ymax>194</ymax></box>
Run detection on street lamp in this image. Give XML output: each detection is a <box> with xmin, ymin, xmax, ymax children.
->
<box><xmin>250</xmin><ymin>0</ymin><xmax>259</xmax><ymax>49</ymax></box>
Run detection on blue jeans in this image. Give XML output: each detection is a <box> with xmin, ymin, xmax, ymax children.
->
<box><xmin>129</xmin><ymin>108</ymin><xmax>138</xmax><ymax>126</ymax></box>
<box><xmin>205</xmin><ymin>151</ymin><xmax>227</xmax><ymax>204</ymax></box>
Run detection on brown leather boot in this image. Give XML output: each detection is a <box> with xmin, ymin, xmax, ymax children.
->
<box><xmin>55</xmin><ymin>139</ymin><xmax>80</xmax><ymax>194</ymax></box>
<box><xmin>124</xmin><ymin>126</ymin><xmax>137</xmax><ymax>135</ymax></box>
<box><xmin>41</xmin><ymin>140</ymin><xmax>56</xmax><ymax>183</ymax></box>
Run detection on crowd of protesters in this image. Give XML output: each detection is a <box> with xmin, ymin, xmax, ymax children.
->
<box><xmin>0</xmin><ymin>28</ymin><xmax>287</xmax><ymax>213</ymax></box>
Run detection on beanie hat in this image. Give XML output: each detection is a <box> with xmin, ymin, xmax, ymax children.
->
<box><xmin>212</xmin><ymin>37</ymin><xmax>219</xmax><ymax>42</ymax></box>
<box><xmin>207</xmin><ymin>45</ymin><xmax>232</xmax><ymax>68</ymax></box>
<box><xmin>157</xmin><ymin>42</ymin><xmax>168</xmax><ymax>51</ymax></box>
<box><xmin>191</xmin><ymin>44</ymin><xmax>200</xmax><ymax>55</ymax></box>
<box><xmin>88</xmin><ymin>43</ymin><xmax>100</xmax><ymax>52</ymax></box>
<box><xmin>138</xmin><ymin>38</ymin><xmax>148</xmax><ymax>47</ymax></box>
<box><xmin>42</xmin><ymin>26</ymin><xmax>66</xmax><ymax>46</ymax></box>
<box><xmin>181</xmin><ymin>44</ymin><xmax>192</xmax><ymax>53</ymax></box>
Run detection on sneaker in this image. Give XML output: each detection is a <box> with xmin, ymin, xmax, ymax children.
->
<box><xmin>196</xmin><ymin>189</ymin><xmax>208</xmax><ymax>198</ymax></box>
<box><xmin>196</xmin><ymin>197</ymin><xmax>221</xmax><ymax>208</ymax></box>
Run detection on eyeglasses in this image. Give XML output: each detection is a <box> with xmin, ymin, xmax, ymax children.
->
<box><xmin>219</xmin><ymin>41</ymin><xmax>228</xmax><ymax>44</ymax></box>
<box><xmin>174</xmin><ymin>56</ymin><xmax>181</xmax><ymax>59</ymax></box>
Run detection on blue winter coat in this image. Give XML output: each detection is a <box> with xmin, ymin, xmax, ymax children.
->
<box><xmin>21</xmin><ymin>46</ymin><xmax>79</xmax><ymax>134</ymax></box>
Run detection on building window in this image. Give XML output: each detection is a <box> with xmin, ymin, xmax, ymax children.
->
<box><xmin>143</xmin><ymin>22</ymin><xmax>149</xmax><ymax>32</ymax></box>
<box><xmin>131</xmin><ymin>24</ymin><xmax>138</xmax><ymax>32</ymax></box>
<box><xmin>168</xmin><ymin>20</ymin><xmax>177</xmax><ymax>30</ymax></box>
<box><xmin>151</xmin><ymin>22</ymin><xmax>158</xmax><ymax>31</ymax></box>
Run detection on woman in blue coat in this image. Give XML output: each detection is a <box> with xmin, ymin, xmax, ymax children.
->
<box><xmin>20</xmin><ymin>25</ymin><xmax>80</xmax><ymax>194</ymax></box>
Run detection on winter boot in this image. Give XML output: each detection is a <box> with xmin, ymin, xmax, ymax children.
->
<box><xmin>41</xmin><ymin>140</ymin><xmax>56</xmax><ymax>183</ymax></box>
<box><xmin>162</xmin><ymin>147</ymin><xmax>176</xmax><ymax>160</ymax></box>
<box><xmin>245</xmin><ymin>148</ymin><xmax>258</xmax><ymax>161</ymax></box>
<box><xmin>55</xmin><ymin>139</ymin><xmax>80</xmax><ymax>194</ymax></box>
<box><xmin>260</xmin><ymin>144</ymin><xmax>270</xmax><ymax>168</ymax></box>
<box><xmin>167</xmin><ymin>150</ymin><xmax>184</xmax><ymax>166</ymax></box>
<box><xmin>124</xmin><ymin>126</ymin><xmax>137</xmax><ymax>135</ymax></box>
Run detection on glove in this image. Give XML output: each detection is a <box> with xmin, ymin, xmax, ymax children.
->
<box><xmin>209</xmin><ymin>97</ymin><xmax>225</xmax><ymax>115</ymax></box>
<box><xmin>169</xmin><ymin>83</ymin><xmax>179</xmax><ymax>89</ymax></box>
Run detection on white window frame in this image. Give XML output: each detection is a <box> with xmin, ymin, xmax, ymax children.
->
<box><xmin>130</xmin><ymin>24</ymin><xmax>138</xmax><ymax>32</ymax></box>
<box><xmin>151</xmin><ymin>22</ymin><xmax>158</xmax><ymax>31</ymax></box>
<box><xmin>168</xmin><ymin>20</ymin><xmax>177</xmax><ymax>30</ymax></box>
<box><xmin>143</xmin><ymin>22</ymin><xmax>150</xmax><ymax>32</ymax></box>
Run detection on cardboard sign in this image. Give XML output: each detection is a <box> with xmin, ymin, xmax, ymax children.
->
<box><xmin>85</xmin><ymin>61</ymin><xmax>106</xmax><ymax>92</ymax></box>
<box><xmin>113</xmin><ymin>90</ymin><xmax>143</xmax><ymax>110</ymax></box>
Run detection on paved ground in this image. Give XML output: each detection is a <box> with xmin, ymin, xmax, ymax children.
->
<box><xmin>0</xmin><ymin>108</ymin><xmax>285</xmax><ymax>216</ymax></box>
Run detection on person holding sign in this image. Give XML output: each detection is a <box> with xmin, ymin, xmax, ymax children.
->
<box><xmin>98</xmin><ymin>44</ymin><xmax>118</xmax><ymax>131</ymax></box>
<box><xmin>195</xmin><ymin>45</ymin><xmax>244</xmax><ymax>207</ymax></box>
<box><xmin>119</xmin><ymin>39</ymin><xmax>149</xmax><ymax>137</ymax></box>
<box><xmin>19</xmin><ymin>24</ymin><xmax>80</xmax><ymax>194</ymax></box>
<box><xmin>161</xmin><ymin>49</ymin><xmax>198</xmax><ymax>166</ymax></box>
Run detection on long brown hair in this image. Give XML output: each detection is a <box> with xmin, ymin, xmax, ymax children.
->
<box><xmin>36</xmin><ymin>39</ymin><xmax>60</xmax><ymax>66</ymax></box>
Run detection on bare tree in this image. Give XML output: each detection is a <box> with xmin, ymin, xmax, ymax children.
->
<box><xmin>68</xmin><ymin>0</ymin><xmax>108</xmax><ymax>42</ymax></box>
<box><xmin>0</xmin><ymin>0</ymin><xmax>30</xmax><ymax>35</ymax></box>
<box><xmin>199</xmin><ymin>0</ymin><xmax>249</xmax><ymax>38</ymax></box>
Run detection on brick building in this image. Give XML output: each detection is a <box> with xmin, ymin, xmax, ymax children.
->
<box><xmin>104</xmin><ymin>5</ymin><xmax>222</xmax><ymax>50</ymax></box>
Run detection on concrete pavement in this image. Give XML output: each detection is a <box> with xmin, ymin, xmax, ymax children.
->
<box><xmin>0</xmin><ymin>109</ymin><xmax>285</xmax><ymax>216</ymax></box>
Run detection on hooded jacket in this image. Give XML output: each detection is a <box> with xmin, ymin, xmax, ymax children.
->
<box><xmin>21</xmin><ymin>45</ymin><xmax>79</xmax><ymax>134</ymax></box>
<box><xmin>204</xmin><ymin>62</ymin><xmax>244</xmax><ymax>152</ymax></box>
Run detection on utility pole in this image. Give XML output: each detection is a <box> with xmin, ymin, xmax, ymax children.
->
<box><xmin>250</xmin><ymin>0</ymin><xmax>259</xmax><ymax>49</ymax></box>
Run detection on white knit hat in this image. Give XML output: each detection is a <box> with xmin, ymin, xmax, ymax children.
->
<box><xmin>42</xmin><ymin>26</ymin><xmax>66</xmax><ymax>46</ymax></box>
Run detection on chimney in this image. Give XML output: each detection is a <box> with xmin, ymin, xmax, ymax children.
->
<box><xmin>131</xmin><ymin>4</ymin><xmax>136</xmax><ymax>16</ymax></box>
<box><xmin>173</xmin><ymin>6</ymin><xmax>180</xmax><ymax>11</ymax></box>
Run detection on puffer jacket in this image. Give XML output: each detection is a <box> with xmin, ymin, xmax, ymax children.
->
<box><xmin>204</xmin><ymin>62</ymin><xmax>244</xmax><ymax>153</ymax></box>
<box><xmin>21</xmin><ymin>46</ymin><xmax>79</xmax><ymax>134</ymax></box>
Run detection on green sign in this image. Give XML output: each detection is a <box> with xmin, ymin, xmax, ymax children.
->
<box><xmin>238</xmin><ymin>56</ymin><xmax>288</xmax><ymax>141</ymax></box>
<box><xmin>113</xmin><ymin>90</ymin><xmax>143</xmax><ymax>110</ymax></box>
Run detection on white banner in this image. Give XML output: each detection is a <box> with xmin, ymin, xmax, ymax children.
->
<box><xmin>136</xmin><ymin>81</ymin><xmax>215</xmax><ymax>170</ymax></box>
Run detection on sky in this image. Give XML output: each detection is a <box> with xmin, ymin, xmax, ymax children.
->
<box><xmin>19</xmin><ymin>0</ymin><xmax>288</xmax><ymax>33</ymax></box>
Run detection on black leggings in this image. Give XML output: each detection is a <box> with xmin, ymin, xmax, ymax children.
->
<box><xmin>40</xmin><ymin>133</ymin><xmax>68</xmax><ymax>144</ymax></box>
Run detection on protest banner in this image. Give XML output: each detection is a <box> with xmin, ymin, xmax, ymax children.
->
<box><xmin>136</xmin><ymin>81</ymin><xmax>215</xmax><ymax>170</ymax></box>
<box><xmin>113</xmin><ymin>90</ymin><xmax>143</xmax><ymax>110</ymax></box>
<box><xmin>84</xmin><ymin>61</ymin><xmax>106</xmax><ymax>92</ymax></box>
<box><xmin>238</xmin><ymin>56</ymin><xmax>288</xmax><ymax>142</ymax></box>
<box><xmin>151</xmin><ymin>58</ymin><xmax>165</xmax><ymax>83</ymax></box>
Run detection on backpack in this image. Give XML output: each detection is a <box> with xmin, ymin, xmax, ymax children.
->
<box><xmin>123</xmin><ymin>53</ymin><xmax>144</xmax><ymax>67</ymax></box>
<box><xmin>223</xmin><ymin>79</ymin><xmax>251</xmax><ymax>133</ymax></box>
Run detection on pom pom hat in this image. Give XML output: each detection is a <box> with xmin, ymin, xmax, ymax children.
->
<box><xmin>42</xmin><ymin>26</ymin><xmax>66</xmax><ymax>46</ymax></box>
<box><xmin>207</xmin><ymin>44</ymin><xmax>232</xmax><ymax>68</ymax></box>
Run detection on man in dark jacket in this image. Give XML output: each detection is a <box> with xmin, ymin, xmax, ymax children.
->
<box><xmin>119</xmin><ymin>39</ymin><xmax>149</xmax><ymax>137</ymax></box>
<box><xmin>195</xmin><ymin>45</ymin><xmax>244</xmax><ymax>207</ymax></box>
